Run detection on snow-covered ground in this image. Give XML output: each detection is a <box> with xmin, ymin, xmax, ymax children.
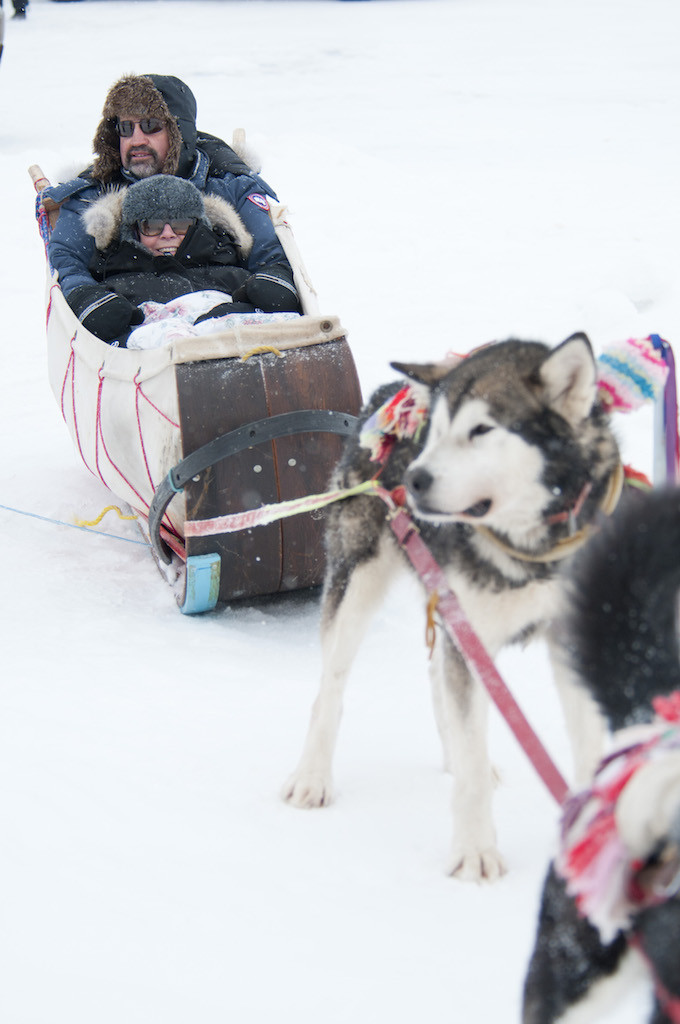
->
<box><xmin>1</xmin><ymin>1</ymin><xmax>678</xmax><ymax>1020</ymax></box>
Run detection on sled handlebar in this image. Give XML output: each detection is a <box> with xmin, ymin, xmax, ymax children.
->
<box><xmin>28</xmin><ymin>164</ymin><xmax>51</xmax><ymax>193</ymax></box>
<box><xmin>28</xmin><ymin>164</ymin><xmax>62</xmax><ymax>232</ymax></box>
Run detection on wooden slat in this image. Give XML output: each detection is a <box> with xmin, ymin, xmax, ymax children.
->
<box><xmin>177</xmin><ymin>356</ymin><xmax>283</xmax><ymax>600</ymax></box>
<box><xmin>266</xmin><ymin>338</ymin><xmax>362</xmax><ymax>590</ymax></box>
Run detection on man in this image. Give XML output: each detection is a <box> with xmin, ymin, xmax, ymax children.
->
<box><xmin>45</xmin><ymin>74</ymin><xmax>300</xmax><ymax>337</ymax></box>
<box><xmin>118</xmin><ymin>118</ymin><xmax>170</xmax><ymax>180</ymax></box>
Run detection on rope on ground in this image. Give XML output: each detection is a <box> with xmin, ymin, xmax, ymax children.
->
<box><xmin>0</xmin><ymin>502</ymin><xmax>147</xmax><ymax>546</ymax></box>
<box><xmin>75</xmin><ymin>505</ymin><xmax>138</xmax><ymax>527</ymax></box>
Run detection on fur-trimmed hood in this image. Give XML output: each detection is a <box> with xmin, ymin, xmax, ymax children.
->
<box><xmin>82</xmin><ymin>186</ymin><xmax>254</xmax><ymax>257</ymax></box>
<box><xmin>91</xmin><ymin>74</ymin><xmax>198</xmax><ymax>185</ymax></box>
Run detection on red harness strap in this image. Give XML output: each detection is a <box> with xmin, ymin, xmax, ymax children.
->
<box><xmin>381</xmin><ymin>488</ymin><xmax>569</xmax><ymax>806</ymax></box>
<box><xmin>387</xmin><ymin>486</ymin><xmax>679</xmax><ymax>1011</ymax></box>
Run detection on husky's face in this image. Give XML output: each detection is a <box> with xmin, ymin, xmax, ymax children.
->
<box><xmin>400</xmin><ymin>334</ymin><xmax>600</xmax><ymax>540</ymax></box>
<box><xmin>404</xmin><ymin>394</ymin><xmax>550</xmax><ymax>533</ymax></box>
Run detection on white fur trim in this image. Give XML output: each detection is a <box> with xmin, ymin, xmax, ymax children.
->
<box><xmin>82</xmin><ymin>188</ymin><xmax>126</xmax><ymax>250</ymax></box>
<box><xmin>83</xmin><ymin>187</ymin><xmax>253</xmax><ymax>256</ymax></box>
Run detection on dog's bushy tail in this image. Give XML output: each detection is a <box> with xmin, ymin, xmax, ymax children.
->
<box><xmin>567</xmin><ymin>485</ymin><xmax>680</xmax><ymax>731</ymax></box>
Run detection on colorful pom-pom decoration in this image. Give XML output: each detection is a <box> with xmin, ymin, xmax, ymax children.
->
<box><xmin>556</xmin><ymin>694</ymin><xmax>680</xmax><ymax>942</ymax></box>
<box><xmin>596</xmin><ymin>336</ymin><xmax>669</xmax><ymax>413</ymax></box>
<box><xmin>359</xmin><ymin>336</ymin><xmax>671</xmax><ymax>469</ymax></box>
<box><xmin>359</xmin><ymin>384</ymin><xmax>430</xmax><ymax>464</ymax></box>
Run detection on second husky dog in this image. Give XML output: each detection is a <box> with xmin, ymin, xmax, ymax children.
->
<box><xmin>523</xmin><ymin>486</ymin><xmax>680</xmax><ymax>1023</ymax></box>
<box><xmin>282</xmin><ymin>333</ymin><xmax>623</xmax><ymax>881</ymax></box>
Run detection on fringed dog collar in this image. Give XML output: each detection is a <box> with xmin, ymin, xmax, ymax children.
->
<box><xmin>360</xmin><ymin>384</ymin><xmax>429</xmax><ymax>463</ymax></box>
<box><xmin>557</xmin><ymin>696</ymin><xmax>680</xmax><ymax>1022</ymax></box>
<box><xmin>474</xmin><ymin>461</ymin><xmax>627</xmax><ymax>564</ymax></box>
<box><xmin>557</xmin><ymin>692</ymin><xmax>680</xmax><ymax>944</ymax></box>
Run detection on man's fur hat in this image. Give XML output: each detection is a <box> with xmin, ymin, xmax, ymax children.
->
<box><xmin>91</xmin><ymin>74</ymin><xmax>198</xmax><ymax>184</ymax></box>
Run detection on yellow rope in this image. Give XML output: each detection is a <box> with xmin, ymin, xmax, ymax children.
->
<box><xmin>241</xmin><ymin>345</ymin><xmax>283</xmax><ymax>361</ymax></box>
<box><xmin>425</xmin><ymin>591</ymin><xmax>440</xmax><ymax>658</ymax></box>
<box><xmin>75</xmin><ymin>505</ymin><xmax>138</xmax><ymax>528</ymax></box>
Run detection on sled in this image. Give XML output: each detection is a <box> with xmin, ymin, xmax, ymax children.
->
<box><xmin>30</xmin><ymin>153</ymin><xmax>363</xmax><ymax>614</ymax></box>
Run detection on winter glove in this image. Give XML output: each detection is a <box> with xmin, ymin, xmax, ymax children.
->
<box><xmin>66</xmin><ymin>284</ymin><xmax>144</xmax><ymax>342</ymax></box>
<box><xmin>232</xmin><ymin>264</ymin><xmax>301</xmax><ymax>313</ymax></box>
<box><xmin>193</xmin><ymin>301</ymin><xmax>256</xmax><ymax>325</ymax></box>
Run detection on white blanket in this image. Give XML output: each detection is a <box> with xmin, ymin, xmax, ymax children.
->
<box><xmin>126</xmin><ymin>291</ymin><xmax>300</xmax><ymax>350</ymax></box>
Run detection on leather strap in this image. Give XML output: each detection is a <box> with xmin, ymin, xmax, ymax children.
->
<box><xmin>149</xmin><ymin>409</ymin><xmax>359</xmax><ymax>564</ymax></box>
<box><xmin>384</xmin><ymin>493</ymin><xmax>569</xmax><ymax>806</ymax></box>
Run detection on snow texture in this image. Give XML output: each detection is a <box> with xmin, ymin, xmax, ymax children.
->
<box><xmin>1</xmin><ymin>1</ymin><xmax>678</xmax><ymax>1021</ymax></box>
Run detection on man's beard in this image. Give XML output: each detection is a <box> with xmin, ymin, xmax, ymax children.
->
<box><xmin>124</xmin><ymin>147</ymin><xmax>164</xmax><ymax>179</ymax></box>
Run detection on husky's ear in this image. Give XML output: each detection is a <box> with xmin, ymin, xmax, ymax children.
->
<box><xmin>538</xmin><ymin>332</ymin><xmax>597</xmax><ymax>426</ymax></box>
<box><xmin>390</xmin><ymin>354</ymin><xmax>463</xmax><ymax>387</ymax></box>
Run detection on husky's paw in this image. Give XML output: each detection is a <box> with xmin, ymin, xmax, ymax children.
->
<box><xmin>447</xmin><ymin>845</ymin><xmax>507</xmax><ymax>883</ymax></box>
<box><xmin>281</xmin><ymin>772</ymin><xmax>334</xmax><ymax>809</ymax></box>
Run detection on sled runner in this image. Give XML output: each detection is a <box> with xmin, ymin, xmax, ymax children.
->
<box><xmin>30</xmin><ymin>157</ymin><xmax>362</xmax><ymax>613</ymax></box>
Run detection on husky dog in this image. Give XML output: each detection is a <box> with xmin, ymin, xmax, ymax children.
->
<box><xmin>282</xmin><ymin>333</ymin><xmax>622</xmax><ymax>882</ymax></box>
<box><xmin>523</xmin><ymin>487</ymin><xmax>680</xmax><ymax>1024</ymax></box>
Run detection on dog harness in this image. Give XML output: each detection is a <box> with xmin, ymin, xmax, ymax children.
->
<box><xmin>475</xmin><ymin>461</ymin><xmax>628</xmax><ymax>563</ymax></box>
<box><xmin>557</xmin><ymin>694</ymin><xmax>680</xmax><ymax>1020</ymax></box>
<box><xmin>557</xmin><ymin>695</ymin><xmax>680</xmax><ymax>942</ymax></box>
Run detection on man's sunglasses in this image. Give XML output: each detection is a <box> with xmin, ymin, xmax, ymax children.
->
<box><xmin>137</xmin><ymin>218</ymin><xmax>197</xmax><ymax>237</ymax></box>
<box><xmin>116</xmin><ymin>117</ymin><xmax>165</xmax><ymax>138</ymax></box>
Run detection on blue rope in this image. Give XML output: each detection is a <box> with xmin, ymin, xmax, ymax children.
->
<box><xmin>0</xmin><ymin>503</ymin><xmax>147</xmax><ymax>546</ymax></box>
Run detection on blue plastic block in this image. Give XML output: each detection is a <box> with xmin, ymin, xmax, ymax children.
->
<box><xmin>180</xmin><ymin>552</ymin><xmax>222</xmax><ymax>614</ymax></box>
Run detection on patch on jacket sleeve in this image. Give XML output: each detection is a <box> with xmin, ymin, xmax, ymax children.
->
<box><xmin>247</xmin><ymin>193</ymin><xmax>270</xmax><ymax>212</ymax></box>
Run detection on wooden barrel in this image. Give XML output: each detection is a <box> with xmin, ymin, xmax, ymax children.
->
<box><xmin>176</xmin><ymin>333</ymin><xmax>362</xmax><ymax>601</ymax></box>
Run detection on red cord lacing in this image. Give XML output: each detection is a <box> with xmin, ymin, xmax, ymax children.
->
<box><xmin>55</xmin><ymin>318</ymin><xmax>181</xmax><ymax>540</ymax></box>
